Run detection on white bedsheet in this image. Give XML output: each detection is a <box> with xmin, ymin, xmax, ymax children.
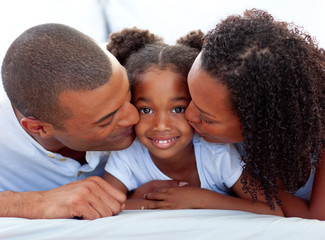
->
<box><xmin>0</xmin><ymin>210</ymin><xmax>324</xmax><ymax>240</ymax></box>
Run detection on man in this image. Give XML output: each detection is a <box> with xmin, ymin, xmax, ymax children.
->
<box><xmin>0</xmin><ymin>23</ymin><xmax>139</xmax><ymax>219</ymax></box>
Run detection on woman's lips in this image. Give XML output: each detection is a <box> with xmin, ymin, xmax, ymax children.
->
<box><xmin>188</xmin><ymin>122</ymin><xmax>202</xmax><ymax>136</ymax></box>
<box><xmin>194</xmin><ymin>130</ymin><xmax>202</xmax><ymax>137</ymax></box>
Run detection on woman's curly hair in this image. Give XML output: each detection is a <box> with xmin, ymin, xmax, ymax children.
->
<box><xmin>107</xmin><ymin>27</ymin><xmax>204</xmax><ymax>89</ymax></box>
<box><xmin>201</xmin><ymin>9</ymin><xmax>325</xmax><ymax>208</ymax></box>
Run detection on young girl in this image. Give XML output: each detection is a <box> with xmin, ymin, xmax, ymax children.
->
<box><xmin>104</xmin><ymin>27</ymin><xmax>283</xmax><ymax>216</ymax></box>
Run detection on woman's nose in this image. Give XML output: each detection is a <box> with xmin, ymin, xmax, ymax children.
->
<box><xmin>185</xmin><ymin>101</ymin><xmax>201</xmax><ymax>123</ymax></box>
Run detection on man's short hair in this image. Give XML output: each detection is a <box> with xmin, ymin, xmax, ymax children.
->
<box><xmin>2</xmin><ymin>23</ymin><xmax>112</xmax><ymax>128</ymax></box>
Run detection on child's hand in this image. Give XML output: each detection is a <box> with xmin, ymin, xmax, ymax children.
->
<box><xmin>143</xmin><ymin>186</ymin><xmax>210</xmax><ymax>209</ymax></box>
<box><xmin>129</xmin><ymin>180</ymin><xmax>186</xmax><ymax>199</ymax></box>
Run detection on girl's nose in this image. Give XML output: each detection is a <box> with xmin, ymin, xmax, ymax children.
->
<box><xmin>153</xmin><ymin>112</ymin><xmax>171</xmax><ymax>131</ymax></box>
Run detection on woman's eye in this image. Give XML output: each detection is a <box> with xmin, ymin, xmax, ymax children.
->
<box><xmin>172</xmin><ymin>106</ymin><xmax>185</xmax><ymax>113</ymax></box>
<box><xmin>139</xmin><ymin>107</ymin><xmax>153</xmax><ymax>114</ymax></box>
<box><xmin>200</xmin><ymin>115</ymin><xmax>213</xmax><ymax>124</ymax></box>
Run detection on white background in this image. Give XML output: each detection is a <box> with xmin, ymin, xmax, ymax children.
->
<box><xmin>1</xmin><ymin>0</ymin><xmax>324</xmax><ymax>70</ymax></box>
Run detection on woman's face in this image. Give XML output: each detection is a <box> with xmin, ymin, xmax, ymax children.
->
<box><xmin>185</xmin><ymin>54</ymin><xmax>243</xmax><ymax>143</ymax></box>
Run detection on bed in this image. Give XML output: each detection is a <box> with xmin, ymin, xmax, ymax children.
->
<box><xmin>0</xmin><ymin>209</ymin><xmax>324</xmax><ymax>239</ymax></box>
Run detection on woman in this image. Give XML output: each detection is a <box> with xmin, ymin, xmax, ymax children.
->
<box><xmin>184</xmin><ymin>9</ymin><xmax>325</xmax><ymax>216</ymax></box>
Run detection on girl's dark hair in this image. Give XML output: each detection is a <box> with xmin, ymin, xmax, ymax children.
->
<box><xmin>202</xmin><ymin>9</ymin><xmax>325</xmax><ymax>208</ymax></box>
<box><xmin>107</xmin><ymin>27</ymin><xmax>204</xmax><ymax>89</ymax></box>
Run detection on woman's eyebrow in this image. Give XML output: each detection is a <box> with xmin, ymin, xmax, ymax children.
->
<box><xmin>192</xmin><ymin>101</ymin><xmax>214</xmax><ymax>117</ymax></box>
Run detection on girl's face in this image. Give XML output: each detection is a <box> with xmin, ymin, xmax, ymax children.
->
<box><xmin>133</xmin><ymin>68</ymin><xmax>194</xmax><ymax>160</ymax></box>
<box><xmin>185</xmin><ymin>54</ymin><xmax>243</xmax><ymax>143</ymax></box>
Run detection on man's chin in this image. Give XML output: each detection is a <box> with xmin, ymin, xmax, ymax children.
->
<box><xmin>117</xmin><ymin>133</ymin><xmax>136</xmax><ymax>149</ymax></box>
<box><xmin>103</xmin><ymin>133</ymin><xmax>136</xmax><ymax>151</ymax></box>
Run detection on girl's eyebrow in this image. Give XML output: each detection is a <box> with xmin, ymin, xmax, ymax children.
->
<box><xmin>93</xmin><ymin>108</ymin><xmax>119</xmax><ymax>125</ymax></box>
<box><xmin>134</xmin><ymin>97</ymin><xmax>150</xmax><ymax>103</ymax></box>
<box><xmin>171</xmin><ymin>96</ymin><xmax>189</xmax><ymax>101</ymax></box>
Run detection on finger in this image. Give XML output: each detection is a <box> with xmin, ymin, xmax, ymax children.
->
<box><xmin>121</xmin><ymin>203</ymin><xmax>126</xmax><ymax>210</ymax></box>
<box><xmin>95</xmin><ymin>187</ymin><xmax>126</xmax><ymax>216</ymax></box>
<box><xmin>144</xmin><ymin>192</ymin><xmax>168</xmax><ymax>201</ymax></box>
<box><xmin>88</xmin><ymin>182</ymin><xmax>125</xmax><ymax>217</ymax></box>
<box><xmin>77</xmin><ymin>177</ymin><xmax>125</xmax><ymax>218</ymax></box>
<box><xmin>75</xmin><ymin>207</ymin><xmax>100</xmax><ymax>220</ymax></box>
<box><xmin>145</xmin><ymin>200</ymin><xmax>169</xmax><ymax>209</ymax></box>
<box><xmin>153</xmin><ymin>186</ymin><xmax>175</xmax><ymax>193</ymax></box>
<box><xmin>67</xmin><ymin>194</ymin><xmax>101</xmax><ymax>220</ymax></box>
<box><xmin>88</xmin><ymin>195</ymin><xmax>121</xmax><ymax>217</ymax></box>
<box><xmin>152</xmin><ymin>180</ymin><xmax>188</xmax><ymax>189</ymax></box>
<box><xmin>89</xmin><ymin>177</ymin><xmax>127</xmax><ymax>204</ymax></box>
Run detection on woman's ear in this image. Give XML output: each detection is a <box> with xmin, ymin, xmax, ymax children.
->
<box><xmin>20</xmin><ymin>117</ymin><xmax>55</xmax><ymax>138</ymax></box>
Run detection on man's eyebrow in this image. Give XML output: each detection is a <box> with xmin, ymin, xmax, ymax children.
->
<box><xmin>93</xmin><ymin>108</ymin><xmax>119</xmax><ymax>125</ymax></box>
<box><xmin>192</xmin><ymin>101</ymin><xmax>214</xmax><ymax>117</ymax></box>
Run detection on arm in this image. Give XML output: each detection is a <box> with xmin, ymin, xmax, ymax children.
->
<box><xmin>144</xmin><ymin>176</ymin><xmax>283</xmax><ymax>216</ymax></box>
<box><xmin>279</xmin><ymin>150</ymin><xmax>325</xmax><ymax>219</ymax></box>
<box><xmin>0</xmin><ymin>176</ymin><xmax>126</xmax><ymax>219</ymax></box>
<box><xmin>231</xmin><ymin>175</ymin><xmax>283</xmax><ymax>216</ymax></box>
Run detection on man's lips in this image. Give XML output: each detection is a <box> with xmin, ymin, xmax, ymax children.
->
<box><xmin>116</xmin><ymin>127</ymin><xmax>134</xmax><ymax>138</ymax></box>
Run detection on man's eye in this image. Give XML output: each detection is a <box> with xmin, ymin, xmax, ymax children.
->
<box><xmin>139</xmin><ymin>107</ymin><xmax>153</xmax><ymax>114</ymax></box>
<box><xmin>200</xmin><ymin>115</ymin><xmax>213</xmax><ymax>124</ymax></box>
<box><xmin>99</xmin><ymin>120</ymin><xmax>113</xmax><ymax>128</ymax></box>
<box><xmin>172</xmin><ymin>106</ymin><xmax>186</xmax><ymax>113</ymax></box>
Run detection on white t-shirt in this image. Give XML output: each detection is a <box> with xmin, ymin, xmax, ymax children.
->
<box><xmin>0</xmin><ymin>88</ymin><xmax>107</xmax><ymax>192</ymax></box>
<box><xmin>105</xmin><ymin>135</ymin><xmax>243</xmax><ymax>195</ymax></box>
<box><xmin>295</xmin><ymin>169</ymin><xmax>314</xmax><ymax>200</ymax></box>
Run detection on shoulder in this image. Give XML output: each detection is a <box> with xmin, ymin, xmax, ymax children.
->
<box><xmin>194</xmin><ymin>135</ymin><xmax>239</xmax><ymax>158</ymax></box>
<box><xmin>109</xmin><ymin>138</ymin><xmax>147</xmax><ymax>160</ymax></box>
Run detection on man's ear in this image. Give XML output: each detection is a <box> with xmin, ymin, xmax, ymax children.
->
<box><xmin>20</xmin><ymin>117</ymin><xmax>55</xmax><ymax>138</ymax></box>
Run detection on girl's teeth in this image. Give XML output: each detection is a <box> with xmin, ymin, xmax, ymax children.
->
<box><xmin>154</xmin><ymin>137</ymin><xmax>176</xmax><ymax>143</ymax></box>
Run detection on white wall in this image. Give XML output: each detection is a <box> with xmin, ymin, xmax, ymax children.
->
<box><xmin>1</xmin><ymin>0</ymin><xmax>324</xmax><ymax>71</ymax></box>
<box><xmin>0</xmin><ymin>0</ymin><xmax>108</xmax><ymax>69</ymax></box>
<box><xmin>105</xmin><ymin>0</ymin><xmax>325</xmax><ymax>47</ymax></box>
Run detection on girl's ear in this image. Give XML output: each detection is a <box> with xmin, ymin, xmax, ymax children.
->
<box><xmin>20</xmin><ymin>117</ymin><xmax>55</xmax><ymax>138</ymax></box>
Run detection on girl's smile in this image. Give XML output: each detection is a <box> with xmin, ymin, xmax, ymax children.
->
<box><xmin>148</xmin><ymin>136</ymin><xmax>180</xmax><ymax>149</ymax></box>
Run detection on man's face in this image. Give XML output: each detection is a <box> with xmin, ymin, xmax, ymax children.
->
<box><xmin>52</xmin><ymin>54</ymin><xmax>139</xmax><ymax>151</ymax></box>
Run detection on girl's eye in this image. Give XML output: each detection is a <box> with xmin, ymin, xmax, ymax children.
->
<box><xmin>172</xmin><ymin>106</ymin><xmax>186</xmax><ymax>113</ymax></box>
<box><xmin>139</xmin><ymin>107</ymin><xmax>153</xmax><ymax>114</ymax></box>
